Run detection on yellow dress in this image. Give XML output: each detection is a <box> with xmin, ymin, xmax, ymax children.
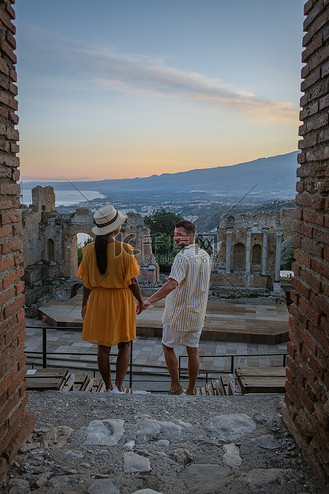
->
<box><xmin>77</xmin><ymin>241</ymin><xmax>140</xmax><ymax>347</ymax></box>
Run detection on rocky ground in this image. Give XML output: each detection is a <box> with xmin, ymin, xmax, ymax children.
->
<box><xmin>0</xmin><ymin>392</ymin><xmax>327</xmax><ymax>494</ymax></box>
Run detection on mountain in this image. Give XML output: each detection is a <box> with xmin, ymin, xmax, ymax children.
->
<box><xmin>23</xmin><ymin>151</ymin><xmax>299</xmax><ymax>201</ymax></box>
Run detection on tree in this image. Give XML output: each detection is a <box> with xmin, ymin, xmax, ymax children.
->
<box><xmin>144</xmin><ymin>209</ymin><xmax>183</xmax><ymax>236</ymax></box>
<box><xmin>144</xmin><ymin>209</ymin><xmax>183</xmax><ymax>272</ymax></box>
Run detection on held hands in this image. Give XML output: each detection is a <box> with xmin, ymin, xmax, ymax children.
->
<box><xmin>136</xmin><ymin>298</ymin><xmax>153</xmax><ymax>314</ymax></box>
<box><xmin>136</xmin><ymin>301</ymin><xmax>145</xmax><ymax>315</ymax></box>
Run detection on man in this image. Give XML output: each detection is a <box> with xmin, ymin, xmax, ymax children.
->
<box><xmin>144</xmin><ymin>220</ymin><xmax>211</xmax><ymax>395</ymax></box>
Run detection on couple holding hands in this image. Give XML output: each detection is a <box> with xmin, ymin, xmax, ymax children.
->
<box><xmin>77</xmin><ymin>204</ymin><xmax>210</xmax><ymax>395</ymax></box>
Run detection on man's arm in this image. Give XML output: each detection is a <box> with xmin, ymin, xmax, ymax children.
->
<box><xmin>144</xmin><ymin>278</ymin><xmax>178</xmax><ymax>308</ymax></box>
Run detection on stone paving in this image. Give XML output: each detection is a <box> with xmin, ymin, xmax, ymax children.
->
<box><xmin>1</xmin><ymin>392</ymin><xmax>327</xmax><ymax>494</ymax></box>
<box><xmin>25</xmin><ymin>317</ymin><xmax>288</xmax><ymax>393</ymax></box>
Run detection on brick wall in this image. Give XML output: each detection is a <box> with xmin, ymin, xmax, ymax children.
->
<box><xmin>0</xmin><ymin>0</ymin><xmax>34</xmax><ymax>477</ymax></box>
<box><xmin>282</xmin><ymin>0</ymin><xmax>329</xmax><ymax>479</ymax></box>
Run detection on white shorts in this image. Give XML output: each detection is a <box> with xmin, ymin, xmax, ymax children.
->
<box><xmin>162</xmin><ymin>323</ymin><xmax>202</xmax><ymax>348</ymax></box>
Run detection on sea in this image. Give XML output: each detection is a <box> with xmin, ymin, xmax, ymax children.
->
<box><xmin>21</xmin><ymin>189</ymin><xmax>105</xmax><ymax>207</ymax></box>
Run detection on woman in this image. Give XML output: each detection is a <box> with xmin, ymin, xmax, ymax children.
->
<box><xmin>77</xmin><ymin>204</ymin><xmax>144</xmax><ymax>393</ymax></box>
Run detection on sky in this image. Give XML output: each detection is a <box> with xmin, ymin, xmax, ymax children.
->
<box><xmin>14</xmin><ymin>0</ymin><xmax>305</xmax><ymax>182</ymax></box>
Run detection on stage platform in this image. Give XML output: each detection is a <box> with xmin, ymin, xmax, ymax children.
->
<box><xmin>38</xmin><ymin>296</ymin><xmax>290</xmax><ymax>345</ymax></box>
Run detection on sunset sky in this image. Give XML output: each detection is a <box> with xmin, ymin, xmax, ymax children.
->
<box><xmin>15</xmin><ymin>0</ymin><xmax>305</xmax><ymax>182</ymax></box>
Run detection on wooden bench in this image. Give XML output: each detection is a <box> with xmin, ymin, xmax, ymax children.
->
<box><xmin>235</xmin><ymin>366</ymin><xmax>286</xmax><ymax>394</ymax></box>
<box><xmin>26</xmin><ymin>368</ymin><xmax>75</xmax><ymax>391</ymax></box>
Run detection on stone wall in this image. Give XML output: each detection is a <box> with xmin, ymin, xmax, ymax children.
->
<box><xmin>22</xmin><ymin>189</ymin><xmax>160</xmax><ymax>306</ymax></box>
<box><xmin>282</xmin><ymin>0</ymin><xmax>329</xmax><ymax>479</ymax></box>
<box><xmin>0</xmin><ymin>0</ymin><xmax>34</xmax><ymax>476</ymax></box>
<box><xmin>214</xmin><ymin>208</ymin><xmax>295</xmax><ymax>294</ymax></box>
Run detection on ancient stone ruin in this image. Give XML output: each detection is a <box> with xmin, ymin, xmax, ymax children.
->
<box><xmin>212</xmin><ymin>208</ymin><xmax>294</xmax><ymax>296</ymax></box>
<box><xmin>21</xmin><ymin>185</ymin><xmax>159</xmax><ymax>308</ymax></box>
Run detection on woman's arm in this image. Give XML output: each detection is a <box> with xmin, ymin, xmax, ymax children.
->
<box><xmin>81</xmin><ymin>286</ymin><xmax>91</xmax><ymax>319</ymax></box>
<box><xmin>129</xmin><ymin>277</ymin><xmax>144</xmax><ymax>314</ymax></box>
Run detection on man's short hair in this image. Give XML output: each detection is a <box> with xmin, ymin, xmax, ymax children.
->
<box><xmin>175</xmin><ymin>220</ymin><xmax>196</xmax><ymax>235</ymax></box>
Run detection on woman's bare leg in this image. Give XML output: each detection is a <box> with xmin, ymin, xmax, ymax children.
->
<box><xmin>97</xmin><ymin>345</ymin><xmax>112</xmax><ymax>390</ymax></box>
<box><xmin>115</xmin><ymin>341</ymin><xmax>131</xmax><ymax>391</ymax></box>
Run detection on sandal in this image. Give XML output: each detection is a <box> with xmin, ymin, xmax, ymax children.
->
<box><xmin>169</xmin><ymin>386</ymin><xmax>184</xmax><ymax>395</ymax></box>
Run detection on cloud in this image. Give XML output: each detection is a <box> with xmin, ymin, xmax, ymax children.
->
<box><xmin>78</xmin><ymin>47</ymin><xmax>298</xmax><ymax>124</ymax></box>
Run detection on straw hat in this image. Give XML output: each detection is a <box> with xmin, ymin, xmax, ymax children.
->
<box><xmin>91</xmin><ymin>204</ymin><xmax>127</xmax><ymax>236</ymax></box>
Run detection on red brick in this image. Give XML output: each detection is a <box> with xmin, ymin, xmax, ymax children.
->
<box><xmin>7</xmin><ymin>367</ymin><xmax>26</xmax><ymax>398</ymax></box>
<box><xmin>0</xmin><ymin>226</ymin><xmax>14</xmax><ymax>239</ymax></box>
<box><xmin>303</xmin><ymin>209</ymin><xmax>325</xmax><ymax>226</ymax></box>
<box><xmin>3</xmin><ymin>319</ymin><xmax>25</xmax><ymax>348</ymax></box>
<box><xmin>0</xmin><ymin>285</ymin><xmax>15</xmax><ymax>307</ymax></box>
<box><xmin>300</xmin><ymin>101</ymin><xmax>319</xmax><ymax>120</ymax></box>
<box><xmin>2</xmin><ymin>410</ymin><xmax>34</xmax><ymax>463</ymax></box>
<box><xmin>301</xmin><ymin>237</ymin><xmax>323</xmax><ymax>257</ymax></box>
<box><xmin>296</xmin><ymin>221</ymin><xmax>313</xmax><ymax>238</ymax></box>
<box><xmin>298</xmin><ymin>297</ymin><xmax>322</xmax><ymax>324</ymax></box>
<box><xmin>299</xmin><ymin>267</ymin><xmax>322</xmax><ymax>292</ymax></box>
<box><xmin>294</xmin><ymin>249</ymin><xmax>311</xmax><ymax>268</ymax></box>
<box><xmin>5</xmin><ymin>2</ymin><xmax>16</xmax><ymax>21</ymax></box>
<box><xmin>3</xmin><ymin>294</ymin><xmax>25</xmax><ymax>320</ymax></box>
<box><xmin>0</xmin><ymin>40</ymin><xmax>16</xmax><ymax>64</ymax></box>
<box><xmin>301</xmin><ymin>68</ymin><xmax>321</xmax><ymax>92</ymax></box>
<box><xmin>0</xmin><ymin>365</ymin><xmax>18</xmax><ymax>395</ymax></box>
<box><xmin>304</xmin><ymin>5</ymin><xmax>329</xmax><ymax>43</ymax></box>
<box><xmin>310</xmin><ymin>292</ymin><xmax>329</xmax><ymax>316</ymax></box>
<box><xmin>0</xmin><ymin>91</ymin><xmax>18</xmax><ymax>111</ymax></box>
<box><xmin>11</xmin><ymin>222</ymin><xmax>22</xmax><ymax>235</ymax></box>
<box><xmin>298</xmin><ymin>134</ymin><xmax>318</xmax><ymax>149</ymax></box>
<box><xmin>0</xmin><ymin>8</ymin><xmax>16</xmax><ymax>34</ymax></box>
<box><xmin>302</xmin><ymin>33</ymin><xmax>323</xmax><ymax>61</ymax></box>
<box><xmin>307</xmin><ymin>112</ymin><xmax>329</xmax><ymax>131</ymax></box>
<box><xmin>311</xmin><ymin>258</ymin><xmax>329</xmax><ymax>280</ymax></box>
<box><xmin>2</xmin><ymin>266</ymin><xmax>24</xmax><ymax>289</ymax></box>
<box><xmin>13</xmin><ymin>252</ymin><xmax>23</xmax><ymax>266</ymax></box>
<box><xmin>0</xmin><ymin>210</ymin><xmax>21</xmax><ymax>225</ymax></box>
<box><xmin>0</xmin><ymin>255</ymin><xmax>14</xmax><ymax>272</ymax></box>
<box><xmin>291</xmin><ymin>277</ymin><xmax>310</xmax><ymax>299</ymax></box>
<box><xmin>0</xmin><ymin>237</ymin><xmax>23</xmax><ymax>255</ymax></box>
<box><xmin>304</xmin><ymin>0</ymin><xmax>326</xmax><ymax>31</ymax></box>
<box><xmin>15</xmin><ymin>280</ymin><xmax>24</xmax><ymax>295</ymax></box>
<box><xmin>309</xmin><ymin>44</ymin><xmax>329</xmax><ymax>72</ymax></box>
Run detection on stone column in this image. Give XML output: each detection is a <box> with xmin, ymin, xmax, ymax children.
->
<box><xmin>245</xmin><ymin>230</ymin><xmax>251</xmax><ymax>274</ymax></box>
<box><xmin>261</xmin><ymin>229</ymin><xmax>268</xmax><ymax>275</ymax></box>
<box><xmin>273</xmin><ymin>231</ymin><xmax>283</xmax><ymax>293</ymax></box>
<box><xmin>225</xmin><ymin>230</ymin><xmax>232</xmax><ymax>273</ymax></box>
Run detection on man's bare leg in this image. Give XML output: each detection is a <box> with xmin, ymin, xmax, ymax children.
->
<box><xmin>186</xmin><ymin>346</ymin><xmax>200</xmax><ymax>395</ymax></box>
<box><xmin>115</xmin><ymin>341</ymin><xmax>131</xmax><ymax>391</ymax></box>
<box><xmin>162</xmin><ymin>343</ymin><xmax>182</xmax><ymax>392</ymax></box>
<box><xmin>97</xmin><ymin>345</ymin><xmax>112</xmax><ymax>390</ymax></box>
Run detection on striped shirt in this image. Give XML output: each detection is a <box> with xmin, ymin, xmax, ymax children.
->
<box><xmin>162</xmin><ymin>244</ymin><xmax>211</xmax><ymax>332</ymax></box>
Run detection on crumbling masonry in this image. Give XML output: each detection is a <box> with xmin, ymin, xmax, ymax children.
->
<box><xmin>281</xmin><ymin>0</ymin><xmax>329</xmax><ymax>479</ymax></box>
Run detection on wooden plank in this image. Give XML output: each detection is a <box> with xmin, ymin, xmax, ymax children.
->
<box><xmin>213</xmin><ymin>379</ymin><xmax>225</xmax><ymax>396</ymax></box>
<box><xmin>26</xmin><ymin>378</ymin><xmax>64</xmax><ymax>390</ymax></box>
<box><xmin>239</xmin><ymin>375</ymin><xmax>286</xmax><ymax>394</ymax></box>
<box><xmin>235</xmin><ymin>367</ymin><xmax>286</xmax><ymax>377</ymax></box>
<box><xmin>61</xmin><ymin>372</ymin><xmax>75</xmax><ymax>392</ymax></box>
<box><xmin>220</xmin><ymin>376</ymin><xmax>229</xmax><ymax>396</ymax></box>
<box><xmin>27</xmin><ymin>368</ymin><xmax>69</xmax><ymax>378</ymax></box>
<box><xmin>206</xmin><ymin>383</ymin><xmax>214</xmax><ymax>395</ymax></box>
<box><xmin>227</xmin><ymin>374</ymin><xmax>242</xmax><ymax>395</ymax></box>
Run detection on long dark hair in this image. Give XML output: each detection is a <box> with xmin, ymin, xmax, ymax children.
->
<box><xmin>95</xmin><ymin>235</ymin><xmax>108</xmax><ymax>274</ymax></box>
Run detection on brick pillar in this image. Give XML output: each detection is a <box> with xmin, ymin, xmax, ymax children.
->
<box><xmin>281</xmin><ymin>0</ymin><xmax>329</xmax><ymax>480</ymax></box>
<box><xmin>0</xmin><ymin>0</ymin><xmax>34</xmax><ymax>477</ymax></box>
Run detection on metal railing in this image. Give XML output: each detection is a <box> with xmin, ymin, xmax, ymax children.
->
<box><xmin>26</xmin><ymin>325</ymin><xmax>288</xmax><ymax>390</ymax></box>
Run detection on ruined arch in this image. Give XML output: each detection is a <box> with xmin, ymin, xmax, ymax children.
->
<box><xmin>233</xmin><ymin>242</ymin><xmax>245</xmax><ymax>270</ymax></box>
<box><xmin>47</xmin><ymin>238</ymin><xmax>55</xmax><ymax>261</ymax></box>
<box><xmin>252</xmin><ymin>243</ymin><xmax>261</xmax><ymax>266</ymax></box>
